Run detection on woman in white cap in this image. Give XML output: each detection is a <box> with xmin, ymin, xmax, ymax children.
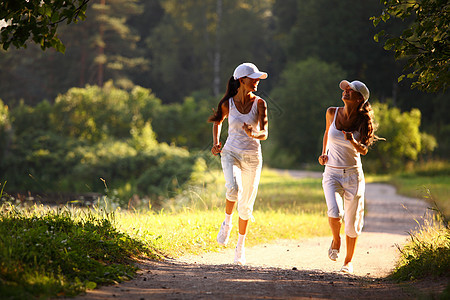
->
<box><xmin>318</xmin><ymin>80</ymin><xmax>378</xmax><ymax>274</ymax></box>
<box><xmin>208</xmin><ymin>62</ymin><xmax>269</xmax><ymax>265</ymax></box>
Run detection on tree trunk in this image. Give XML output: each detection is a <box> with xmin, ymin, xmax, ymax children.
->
<box><xmin>213</xmin><ymin>0</ymin><xmax>222</xmax><ymax>97</ymax></box>
<box><xmin>97</xmin><ymin>0</ymin><xmax>106</xmax><ymax>87</ymax></box>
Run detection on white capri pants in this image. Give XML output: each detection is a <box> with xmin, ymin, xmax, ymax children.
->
<box><xmin>322</xmin><ymin>165</ymin><xmax>365</xmax><ymax>238</ymax></box>
<box><xmin>221</xmin><ymin>149</ymin><xmax>262</xmax><ymax>221</ymax></box>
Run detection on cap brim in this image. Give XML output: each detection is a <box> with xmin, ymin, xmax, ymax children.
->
<box><xmin>248</xmin><ymin>72</ymin><xmax>268</xmax><ymax>79</ymax></box>
<box><xmin>339</xmin><ymin>80</ymin><xmax>351</xmax><ymax>90</ymax></box>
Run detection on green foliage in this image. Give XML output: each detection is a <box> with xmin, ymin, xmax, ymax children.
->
<box><xmin>151</xmin><ymin>94</ymin><xmax>214</xmax><ymax>149</ymax></box>
<box><xmin>143</xmin><ymin>0</ymin><xmax>274</xmax><ymax>100</ymax></box>
<box><xmin>372</xmin><ymin>0</ymin><xmax>450</xmax><ymax>93</ymax></box>
<box><xmin>268</xmin><ymin>57</ymin><xmax>346</xmax><ymax>167</ymax></box>
<box><xmin>0</xmin><ymin>0</ymin><xmax>89</xmax><ymax>52</ymax></box>
<box><xmin>367</xmin><ymin>103</ymin><xmax>437</xmax><ymax>172</ymax></box>
<box><xmin>51</xmin><ymin>82</ymin><xmax>160</xmax><ymax>144</ymax></box>
<box><xmin>0</xmin><ymin>83</ymin><xmax>217</xmax><ymax>208</ymax></box>
<box><xmin>0</xmin><ymin>170</ymin><xmax>329</xmax><ymax>297</ymax></box>
<box><xmin>0</xmin><ymin>205</ymin><xmax>152</xmax><ymax>298</ymax></box>
<box><xmin>135</xmin><ymin>145</ymin><xmax>206</xmax><ymax>204</ymax></box>
<box><xmin>391</xmin><ymin>219</ymin><xmax>450</xmax><ymax>281</ymax></box>
<box><xmin>0</xmin><ymin>99</ymin><xmax>11</xmax><ymax>159</ymax></box>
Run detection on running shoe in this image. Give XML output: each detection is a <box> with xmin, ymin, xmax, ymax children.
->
<box><xmin>234</xmin><ymin>245</ymin><xmax>246</xmax><ymax>265</ymax></box>
<box><xmin>216</xmin><ymin>221</ymin><xmax>232</xmax><ymax>246</ymax></box>
<box><xmin>328</xmin><ymin>241</ymin><xmax>339</xmax><ymax>261</ymax></box>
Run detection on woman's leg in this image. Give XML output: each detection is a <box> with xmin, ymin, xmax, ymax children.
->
<box><xmin>225</xmin><ymin>199</ymin><xmax>236</xmax><ymax>215</ymax></box>
<box><xmin>217</xmin><ymin>150</ymin><xmax>239</xmax><ymax>245</ymax></box>
<box><xmin>239</xmin><ymin>217</ymin><xmax>249</xmax><ymax>235</ymax></box>
<box><xmin>328</xmin><ymin>217</ymin><xmax>341</xmax><ymax>250</ymax></box>
<box><xmin>341</xmin><ymin>167</ymin><xmax>365</xmax><ymax>272</ymax></box>
<box><xmin>345</xmin><ymin>235</ymin><xmax>357</xmax><ymax>265</ymax></box>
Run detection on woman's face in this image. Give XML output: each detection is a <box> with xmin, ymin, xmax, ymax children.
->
<box><xmin>342</xmin><ymin>88</ymin><xmax>363</xmax><ymax>103</ymax></box>
<box><xmin>240</xmin><ymin>77</ymin><xmax>260</xmax><ymax>92</ymax></box>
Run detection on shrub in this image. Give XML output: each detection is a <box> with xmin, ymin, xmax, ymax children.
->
<box><xmin>0</xmin><ymin>206</ymin><xmax>151</xmax><ymax>298</ymax></box>
<box><xmin>391</xmin><ymin>210</ymin><xmax>450</xmax><ymax>281</ymax></box>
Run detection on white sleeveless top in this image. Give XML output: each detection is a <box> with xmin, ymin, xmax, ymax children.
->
<box><xmin>223</xmin><ymin>97</ymin><xmax>261</xmax><ymax>154</ymax></box>
<box><xmin>326</xmin><ymin>107</ymin><xmax>362</xmax><ymax>168</ymax></box>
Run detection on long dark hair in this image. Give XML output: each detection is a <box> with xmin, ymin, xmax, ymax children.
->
<box><xmin>208</xmin><ymin>76</ymin><xmax>240</xmax><ymax>123</ymax></box>
<box><xmin>356</xmin><ymin>101</ymin><xmax>379</xmax><ymax>147</ymax></box>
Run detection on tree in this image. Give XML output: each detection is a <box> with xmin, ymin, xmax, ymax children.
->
<box><xmin>272</xmin><ymin>0</ymin><xmax>398</xmax><ymax>101</ymax></box>
<box><xmin>372</xmin><ymin>0</ymin><xmax>450</xmax><ymax>93</ymax></box>
<box><xmin>0</xmin><ymin>0</ymin><xmax>90</xmax><ymax>52</ymax></box>
<box><xmin>367</xmin><ymin>103</ymin><xmax>437</xmax><ymax>172</ymax></box>
<box><xmin>145</xmin><ymin>0</ymin><xmax>274</xmax><ymax>102</ymax></box>
<box><xmin>268</xmin><ymin>58</ymin><xmax>346</xmax><ymax>167</ymax></box>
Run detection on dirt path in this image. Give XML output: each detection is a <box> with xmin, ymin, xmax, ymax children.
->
<box><xmin>74</xmin><ymin>170</ymin><xmax>444</xmax><ymax>299</ymax></box>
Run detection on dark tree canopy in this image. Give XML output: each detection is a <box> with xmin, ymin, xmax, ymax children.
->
<box><xmin>372</xmin><ymin>0</ymin><xmax>449</xmax><ymax>93</ymax></box>
<box><xmin>0</xmin><ymin>0</ymin><xmax>90</xmax><ymax>52</ymax></box>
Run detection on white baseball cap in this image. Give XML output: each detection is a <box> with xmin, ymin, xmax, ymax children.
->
<box><xmin>340</xmin><ymin>80</ymin><xmax>370</xmax><ymax>102</ymax></box>
<box><xmin>233</xmin><ymin>63</ymin><xmax>268</xmax><ymax>80</ymax></box>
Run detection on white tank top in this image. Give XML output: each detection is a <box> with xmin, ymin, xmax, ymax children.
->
<box><xmin>223</xmin><ymin>97</ymin><xmax>261</xmax><ymax>154</ymax></box>
<box><xmin>326</xmin><ymin>107</ymin><xmax>362</xmax><ymax>168</ymax></box>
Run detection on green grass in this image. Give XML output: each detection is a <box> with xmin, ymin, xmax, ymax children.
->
<box><xmin>0</xmin><ymin>169</ymin><xmax>329</xmax><ymax>298</ymax></box>
<box><xmin>112</xmin><ymin>168</ymin><xmax>329</xmax><ymax>258</ymax></box>
<box><xmin>2</xmin><ymin>163</ymin><xmax>448</xmax><ymax>298</ymax></box>
<box><xmin>372</xmin><ymin>160</ymin><xmax>450</xmax><ymax>293</ymax></box>
<box><xmin>390</xmin><ymin>217</ymin><xmax>449</xmax><ymax>282</ymax></box>
<box><xmin>0</xmin><ymin>205</ymin><xmax>159</xmax><ymax>299</ymax></box>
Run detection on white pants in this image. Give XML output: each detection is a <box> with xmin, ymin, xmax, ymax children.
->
<box><xmin>322</xmin><ymin>166</ymin><xmax>365</xmax><ymax>238</ymax></box>
<box><xmin>221</xmin><ymin>149</ymin><xmax>262</xmax><ymax>221</ymax></box>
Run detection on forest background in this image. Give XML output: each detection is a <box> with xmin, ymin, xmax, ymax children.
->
<box><xmin>0</xmin><ymin>0</ymin><xmax>448</xmax><ymax>208</ymax></box>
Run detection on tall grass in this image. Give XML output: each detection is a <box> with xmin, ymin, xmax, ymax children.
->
<box><xmin>391</xmin><ymin>203</ymin><xmax>449</xmax><ymax>281</ymax></box>
<box><xmin>0</xmin><ymin>204</ymin><xmax>159</xmax><ymax>299</ymax></box>
<box><xmin>110</xmin><ymin>168</ymin><xmax>329</xmax><ymax>258</ymax></box>
<box><xmin>0</xmin><ymin>169</ymin><xmax>329</xmax><ymax>298</ymax></box>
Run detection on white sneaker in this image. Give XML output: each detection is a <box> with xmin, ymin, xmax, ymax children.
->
<box><xmin>340</xmin><ymin>262</ymin><xmax>353</xmax><ymax>274</ymax></box>
<box><xmin>234</xmin><ymin>246</ymin><xmax>246</xmax><ymax>265</ymax></box>
<box><xmin>216</xmin><ymin>221</ymin><xmax>232</xmax><ymax>246</ymax></box>
<box><xmin>328</xmin><ymin>241</ymin><xmax>339</xmax><ymax>261</ymax></box>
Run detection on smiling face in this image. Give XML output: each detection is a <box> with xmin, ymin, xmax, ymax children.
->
<box><xmin>342</xmin><ymin>87</ymin><xmax>363</xmax><ymax>103</ymax></box>
<box><xmin>240</xmin><ymin>77</ymin><xmax>261</xmax><ymax>92</ymax></box>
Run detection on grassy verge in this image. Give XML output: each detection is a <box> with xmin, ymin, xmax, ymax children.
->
<box><xmin>0</xmin><ymin>169</ymin><xmax>328</xmax><ymax>298</ymax></box>
<box><xmin>0</xmin><ymin>205</ymin><xmax>160</xmax><ymax>299</ymax></box>
<box><xmin>368</xmin><ymin>160</ymin><xmax>450</xmax><ymax>296</ymax></box>
<box><xmin>391</xmin><ymin>219</ymin><xmax>449</xmax><ymax>282</ymax></box>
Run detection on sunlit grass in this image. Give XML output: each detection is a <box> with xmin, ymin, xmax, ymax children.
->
<box><xmin>5</xmin><ymin>163</ymin><xmax>448</xmax><ymax>299</ymax></box>
<box><xmin>112</xmin><ymin>168</ymin><xmax>329</xmax><ymax>258</ymax></box>
<box><xmin>0</xmin><ymin>169</ymin><xmax>329</xmax><ymax>299</ymax></box>
<box><xmin>114</xmin><ymin>209</ymin><xmax>328</xmax><ymax>258</ymax></box>
<box><xmin>391</xmin><ymin>215</ymin><xmax>449</xmax><ymax>281</ymax></box>
<box><xmin>0</xmin><ymin>204</ymin><xmax>151</xmax><ymax>299</ymax></box>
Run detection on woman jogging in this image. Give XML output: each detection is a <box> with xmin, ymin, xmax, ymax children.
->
<box><xmin>318</xmin><ymin>79</ymin><xmax>378</xmax><ymax>274</ymax></box>
<box><xmin>208</xmin><ymin>62</ymin><xmax>269</xmax><ymax>265</ymax></box>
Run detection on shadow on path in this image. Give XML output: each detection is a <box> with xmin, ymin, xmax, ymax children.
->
<box><xmin>75</xmin><ymin>259</ymin><xmax>416</xmax><ymax>300</ymax></box>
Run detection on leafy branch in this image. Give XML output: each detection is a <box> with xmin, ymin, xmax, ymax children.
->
<box><xmin>371</xmin><ymin>0</ymin><xmax>449</xmax><ymax>93</ymax></box>
<box><xmin>0</xmin><ymin>0</ymin><xmax>91</xmax><ymax>53</ymax></box>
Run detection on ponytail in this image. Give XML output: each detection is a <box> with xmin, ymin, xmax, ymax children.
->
<box><xmin>357</xmin><ymin>101</ymin><xmax>380</xmax><ymax>147</ymax></box>
<box><xmin>208</xmin><ymin>76</ymin><xmax>240</xmax><ymax>123</ymax></box>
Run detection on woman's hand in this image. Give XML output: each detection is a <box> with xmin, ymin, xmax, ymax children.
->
<box><xmin>211</xmin><ymin>142</ymin><xmax>222</xmax><ymax>156</ymax></box>
<box><xmin>342</xmin><ymin>131</ymin><xmax>354</xmax><ymax>141</ymax></box>
<box><xmin>242</xmin><ymin>122</ymin><xmax>255</xmax><ymax>138</ymax></box>
<box><xmin>342</xmin><ymin>130</ymin><xmax>368</xmax><ymax>155</ymax></box>
<box><xmin>318</xmin><ymin>154</ymin><xmax>328</xmax><ymax>165</ymax></box>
